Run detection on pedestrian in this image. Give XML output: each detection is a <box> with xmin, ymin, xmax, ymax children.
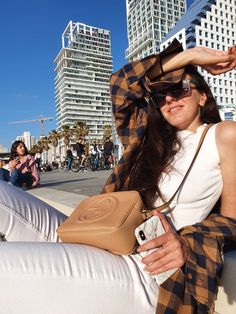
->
<box><xmin>89</xmin><ymin>140</ymin><xmax>100</xmax><ymax>170</ymax></box>
<box><xmin>103</xmin><ymin>137</ymin><xmax>114</xmax><ymax>168</ymax></box>
<box><xmin>66</xmin><ymin>148</ymin><xmax>73</xmax><ymax>171</ymax></box>
<box><xmin>1</xmin><ymin>140</ymin><xmax>40</xmax><ymax>189</ymax></box>
<box><xmin>35</xmin><ymin>152</ymin><xmax>41</xmax><ymax>172</ymax></box>
<box><xmin>0</xmin><ymin>158</ymin><xmax>10</xmax><ymax>182</ymax></box>
<box><xmin>75</xmin><ymin>137</ymin><xmax>86</xmax><ymax>166</ymax></box>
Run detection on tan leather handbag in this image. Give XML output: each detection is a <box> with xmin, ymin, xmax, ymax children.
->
<box><xmin>57</xmin><ymin>190</ymin><xmax>147</xmax><ymax>255</ymax></box>
<box><xmin>57</xmin><ymin>125</ymin><xmax>213</xmax><ymax>255</ymax></box>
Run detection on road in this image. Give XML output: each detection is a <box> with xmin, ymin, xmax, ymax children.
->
<box><xmin>39</xmin><ymin>168</ymin><xmax>112</xmax><ymax>196</ymax></box>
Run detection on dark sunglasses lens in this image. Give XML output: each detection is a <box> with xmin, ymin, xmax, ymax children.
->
<box><xmin>172</xmin><ymin>87</ymin><xmax>190</xmax><ymax>98</ymax></box>
<box><xmin>151</xmin><ymin>80</ymin><xmax>191</xmax><ymax>106</ymax></box>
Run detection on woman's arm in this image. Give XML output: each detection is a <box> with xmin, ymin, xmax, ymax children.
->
<box><xmin>216</xmin><ymin>121</ymin><xmax>236</xmax><ymax>219</ymax></box>
<box><xmin>28</xmin><ymin>156</ymin><xmax>40</xmax><ymax>186</ymax></box>
<box><xmin>148</xmin><ymin>45</ymin><xmax>236</xmax><ymax>80</ymax></box>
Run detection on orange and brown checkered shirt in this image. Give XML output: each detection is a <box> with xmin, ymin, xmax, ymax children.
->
<box><xmin>102</xmin><ymin>39</ymin><xmax>236</xmax><ymax>313</ymax></box>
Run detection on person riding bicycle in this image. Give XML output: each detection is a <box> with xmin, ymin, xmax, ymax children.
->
<box><xmin>103</xmin><ymin>137</ymin><xmax>114</xmax><ymax>168</ymax></box>
<box><xmin>75</xmin><ymin>138</ymin><xmax>86</xmax><ymax>167</ymax></box>
<box><xmin>89</xmin><ymin>140</ymin><xmax>100</xmax><ymax>170</ymax></box>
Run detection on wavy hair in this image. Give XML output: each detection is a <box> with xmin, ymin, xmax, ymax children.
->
<box><xmin>127</xmin><ymin>65</ymin><xmax>221</xmax><ymax>210</ymax></box>
<box><xmin>10</xmin><ymin>140</ymin><xmax>28</xmax><ymax>160</ymax></box>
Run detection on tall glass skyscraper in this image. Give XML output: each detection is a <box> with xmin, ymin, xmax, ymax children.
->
<box><xmin>54</xmin><ymin>21</ymin><xmax>113</xmax><ymax>140</ymax></box>
<box><xmin>125</xmin><ymin>0</ymin><xmax>186</xmax><ymax>61</ymax></box>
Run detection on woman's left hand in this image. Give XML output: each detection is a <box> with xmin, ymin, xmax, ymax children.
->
<box><xmin>137</xmin><ymin>211</ymin><xmax>189</xmax><ymax>275</ymax></box>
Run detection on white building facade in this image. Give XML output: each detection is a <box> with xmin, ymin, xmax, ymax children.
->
<box><xmin>0</xmin><ymin>144</ymin><xmax>8</xmax><ymax>154</ymax></box>
<box><xmin>125</xmin><ymin>0</ymin><xmax>186</xmax><ymax>61</ymax></box>
<box><xmin>54</xmin><ymin>21</ymin><xmax>113</xmax><ymax>141</ymax></box>
<box><xmin>160</xmin><ymin>0</ymin><xmax>236</xmax><ymax>117</ymax></box>
<box><xmin>16</xmin><ymin>131</ymin><xmax>35</xmax><ymax>150</ymax></box>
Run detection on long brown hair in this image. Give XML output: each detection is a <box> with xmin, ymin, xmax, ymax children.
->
<box><xmin>9</xmin><ymin>140</ymin><xmax>28</xmax><ymax>160</ymax></box>
<box><xmin>127</xmin><ymin>65</ymin><xmax>221</xmax><ymax>209</ymax></box>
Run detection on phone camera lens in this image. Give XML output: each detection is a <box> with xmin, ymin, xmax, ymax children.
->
<box><xmin>139</xmin><ymin>230</ymin><xmax>146</xmax><ymax>241</ymax></box>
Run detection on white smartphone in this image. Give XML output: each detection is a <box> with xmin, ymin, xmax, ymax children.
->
<box><xmin>135</xmin><ymin>216</ymin><xmax>177</xmax><ymax>285</ymax></box>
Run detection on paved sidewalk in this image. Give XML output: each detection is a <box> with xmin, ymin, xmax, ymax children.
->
<box><xmin>28</xmin><ymin>187</ymin><xmax>88</xmax><ymax>216</ymax></box>
<box><xmin>27</xmin><ymin>169</ymin><xmax>111</xmax><ymax>215</ymax></box>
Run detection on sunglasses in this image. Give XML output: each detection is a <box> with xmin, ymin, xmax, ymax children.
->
<box><xmin>151</xmin><ymin>79</ymin><xmax>196</xmax><ymax>104</ymax></box>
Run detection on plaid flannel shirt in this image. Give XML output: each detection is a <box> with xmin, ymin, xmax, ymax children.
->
<box><xmin>102</xmin><ymin>40</ymin><xmax>236</xmax><ymax>313</ymax></box>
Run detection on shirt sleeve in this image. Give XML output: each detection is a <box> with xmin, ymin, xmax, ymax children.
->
<box><xmin>110</xmin><ymin>55</ymin><xmax>158</xmax><ymax>147</ymax></box>
<box><xmin>28</xmin><ymin>156</ymin><xmax>40</xmax><ymax>186</ymax></box>
<box><xmin>156</xmin><ymin>214</ymin><xmax>236</xmax><ymax>312</ymax></box>
<box><xmin>179</xmin><ymin>214</ymin><xmax>236</xmax><ymax>305</ymax></box>
<box><xmin>103</xmin><ymin>39</ymin><xmax>183</xmax><ymax>192</ymax></box>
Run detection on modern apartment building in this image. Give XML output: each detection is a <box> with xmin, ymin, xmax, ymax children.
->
<box><xmin>160</xmin><ymin>0</ymin><xmax>236</xmax><ymax>115</ymax></box>
<box><xmin>125</xmin><ymin>0</ymin><xmax>186</xmax><ymax>61</ymax></box>
<box><xmin>16</xmin><ymin>131</ymin><xmax>36</xmax><ymax>150</ymax></box>
<box><xmin>0</xmin><ymin>144</ymin><xmax>8</xmax><ymax>154</ymax></box>
<box><xmin>54</xmin><ymin>21</ymin><xmax>113</xmax><ymax>141</ymax></box>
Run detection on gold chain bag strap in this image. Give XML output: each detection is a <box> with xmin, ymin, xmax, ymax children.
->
<box><xmin>57</xmin><ymin>124</ymin><xmax>213</xmax><ymax>255</ymax></box>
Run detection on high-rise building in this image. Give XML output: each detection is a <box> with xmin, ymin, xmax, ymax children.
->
<box><xmin>16</xmin><ymin>131</ymin><xmax>35</xmax><ymax>150</ymax></box>
<box><xmin>160</xmin><ymin>0</ymin><xmax>236</xmax><ymax>116</ymax></box>
<box><xmin>0</xmin><ymin>144</ymin><xmax>8</xmax><ymax>154</ymax></box>
<box><xmin>125</xmin><ymin>0</ymin><xmax>186</xmax><ymax>61</ymax></box>
<box><xmin>54</xmin><ymin>21</ymin><xmax>113</xmax><ymax>141</ymax></box>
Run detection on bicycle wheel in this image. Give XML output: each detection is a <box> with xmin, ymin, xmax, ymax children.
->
<box><xmin>71</xmin><ymin>159</ymin><xmax>80</xmax><ymax>172</ymax></box>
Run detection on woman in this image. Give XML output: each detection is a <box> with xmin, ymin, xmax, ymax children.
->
<box><xmin>66</xmin><ymin>148</ymin><xmax>73</xmax><ymax>171</ymax></box>
<box><xmin>0</xmin><ymin>40</ymin><xmax>235</xmax><ymax>314</ymax></box>
<box><xmin>8</xmin><ymin>140</ymin><xmax>40</xmax><ymax>188</ymax></box>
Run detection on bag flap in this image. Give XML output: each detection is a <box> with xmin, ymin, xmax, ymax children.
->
<box><xmin>58</xmin><ymin>191</ymin><xmax>145</xmax><ymax>232</ymax></box>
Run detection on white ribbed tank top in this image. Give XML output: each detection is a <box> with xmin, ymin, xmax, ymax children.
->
<box><xmin>154</xmin><ymin>124</ymin><xmax>223</xmax><ymax>230</ymax></box>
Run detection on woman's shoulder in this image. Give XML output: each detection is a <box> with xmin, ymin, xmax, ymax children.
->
<box><xmin>215</xmin><ymin>121</ymin><xmax>236</xmax><ymax>157</ymax></box>
<box><xmin>215</xmin><ymin>121</ymin><xmax>236</xmax><ymax>143</ymax></box>
<box><xmin>26</xmin><ymin>154</ymin><xmax>35</xmax><ymax>163</ymax></box>
<box><xmin>26</xmin><ymin>154</ymin><xmax>34</xmax><ymax>159</ymax></box>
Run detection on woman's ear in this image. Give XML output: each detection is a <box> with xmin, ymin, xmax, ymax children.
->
<box><xmin>199</xmin><ymin>92</ymin><xmax>207</xmax><ymax>107</ymax></box>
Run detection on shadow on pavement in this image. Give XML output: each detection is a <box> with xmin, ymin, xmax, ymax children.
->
<box><xmin>39</xmin><ymin>177</ymin><xmax>97</xmax><ymax>188</ymax></box>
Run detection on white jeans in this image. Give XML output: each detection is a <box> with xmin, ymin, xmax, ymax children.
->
<box><xmin>0</xmin><ymin>181</ymin><xmax>158</xmax><ymax>314</ymax></box>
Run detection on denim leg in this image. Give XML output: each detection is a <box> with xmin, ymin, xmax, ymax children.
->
<box><xmin>0</xmin><ymin>169</ymin><xmax>10</xmax><ymax>182</ymax></box>
<box><xmin>9</xmin><ymin>169</ymin><xmax>23</xmax><ymax>187</ymax></box>
<box><xmin>68</xmin><ymin>158</ymin><xmax>73</xmax><ymax>170</ymax></box>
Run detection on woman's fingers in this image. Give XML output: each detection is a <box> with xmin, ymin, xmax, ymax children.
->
<box><xmin>196</xmin><ymin>45</ymin><xmax>236</xmax><ymax>75</ymax></box>
<box><xmin>190</xmin><ymin>46</ymin><xmax>236</xmax><ymax>75</ymax></box>
<box><xmin>139</xmin><ymin>231</ymin><xmax>188</xmax><ymax>274</ymax></box>
<box><xmin>203</xmin><ymin>60</ymin><xmax>236</xmax><ymax>75</ymax></box>
<box><xmin>143</xmin><ymin>247</ymin><xmax>182</xmax><ymax>275</ymax></box>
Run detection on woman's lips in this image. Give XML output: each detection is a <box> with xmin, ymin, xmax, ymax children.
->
<box><xmin>168</xmin><ymin>105</ymin><xmax>183</xmax><ymax>113</ymax></box>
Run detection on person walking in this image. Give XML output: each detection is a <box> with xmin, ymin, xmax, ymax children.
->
<box><xmin>103</xmin><ymin>137</ymin><xmax>114</xmax><ymax>168</ymax></box>
<box><xmin>66</xmin><ymin>148</ymin><xmax>73</xmax><ymax>171</ymax></box>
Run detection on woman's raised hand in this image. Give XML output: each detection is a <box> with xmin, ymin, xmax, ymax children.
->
<box><xmin>137</xmin><ymin>211</ymin><xmax>188</xmax><ymax>276</ymax></box>
<box><xmin>190</xmin><ymin>45</ymin><xmax>236</xmax><ymax>75</ymax></box>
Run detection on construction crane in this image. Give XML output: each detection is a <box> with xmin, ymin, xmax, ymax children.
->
<box><xmin>8</xmin><ymin>116</ymin><xmax>53</xmax><ymax>136</ymax></box>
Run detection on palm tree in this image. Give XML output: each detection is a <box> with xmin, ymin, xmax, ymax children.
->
<box><xmin>72</xmin><ymin>121</ymin><xmax>89</xmax><ymax>141</ymax></box>
<box><xmin>48</xmin><ymin>129</ymin><xmax>60</xmax><ymax>161</ymax></box>
<box><xmin>103</xmin><ymin>124</ymin><xmax>112</xmax><ymax>141</ymax></box>
<box><xmin>36</xmin><ymin>137</ymin><xmax>49</xmax><ymax>152</ymax></box>
<box><xmin>59</xmin><ymin>125</ymin><xmax>72</xmax><ymax>148</ymax></box>
<box><xmin>30</xmin><ymin>143</ymin><xmax>42</xmax><ymax>155</ymax></box>
<box><xmin>37</xmin><ymin>136</ymin><xmax>50</xmax><ymax>163</ymax></box>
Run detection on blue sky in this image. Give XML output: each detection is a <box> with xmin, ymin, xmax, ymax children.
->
<box><xmin>0</xmin><ymin>0</ymin><xmax>194</xmax><ymax>150</ymax></box>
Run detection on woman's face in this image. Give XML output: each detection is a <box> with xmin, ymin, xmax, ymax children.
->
<box><xmin>159</xmin><ymin>75</ymin><xmax>207</xmax><ymax>132</ymax></box>
<box><xmin>16</xmin><ymin>143</ymin><xmax>26</xmax><ymax>156</ymax></box>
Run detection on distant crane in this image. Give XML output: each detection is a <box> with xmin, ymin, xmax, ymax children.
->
<box><xmin>8</xmin><ymin>116</ymin><xmax>53</xmax><ymax>137</ymax></box>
